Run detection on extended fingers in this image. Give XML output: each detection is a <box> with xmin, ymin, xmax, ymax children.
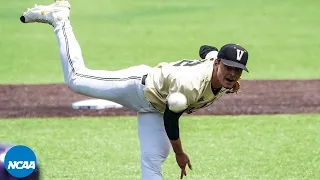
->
<box><xmin>188</xmin><ymin>161</ymin><xmax>193</xmax><ymax>170</ymax></box>
<box><xmin>180</xmin><ymin>169</ymin><xmax>187</xmax><ymax>179</ymax></box>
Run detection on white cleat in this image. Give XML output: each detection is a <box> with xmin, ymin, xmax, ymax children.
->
<box><xmin>20</xmin><ymin>0</ymin><xmax>71</xmax><ymax>27</ymax></box>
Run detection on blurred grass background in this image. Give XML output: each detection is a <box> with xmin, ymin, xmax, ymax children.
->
<box><xmin>0</xmin><ymin>0</ymin><xmax>319</xmax><ymax>83</ymax></box>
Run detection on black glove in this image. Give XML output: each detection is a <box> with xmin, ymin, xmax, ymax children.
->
<box><xmin>199</xmin><ymin>45</ymin><xmax>218</xmax><ymax>59</ymax></box>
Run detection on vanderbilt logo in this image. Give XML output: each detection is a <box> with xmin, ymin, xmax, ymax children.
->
<box><xmin>236</xmin><ymin>49</ymin><xmax>245</xmax><ymax>61</ymax></box>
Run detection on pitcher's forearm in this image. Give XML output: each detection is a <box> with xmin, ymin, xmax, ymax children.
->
<box><xmin>170</xmin><ymin>138</ymin><xmax>184</xmax><ymax>154</ymax></box>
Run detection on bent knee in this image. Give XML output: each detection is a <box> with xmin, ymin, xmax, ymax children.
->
<box><xmin>64</xmin><ymin>74</ymin><xmax>87</xmax><ymax>95</ymax></box>
<box><xmin>65</xmin><ymin>75</ymin><xmax>78</xmax><ymax>92</ymax></box>
<box><xmin>141</xmin><ymin>150</ymin><xmax>169</xmax><ymax>169</ymax></box>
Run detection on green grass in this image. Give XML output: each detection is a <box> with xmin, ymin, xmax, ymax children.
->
<box><xmin>0</xmin><ymin>0</ymin><xmax>320</xmax><ymax>83</ymax></box>
<box><xmin>1</xmin><ymin>115</ymin><xmax>319</xmax><ymax>180</ymax></box>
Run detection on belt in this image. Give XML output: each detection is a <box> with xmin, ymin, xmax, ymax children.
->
<box><xmin>141</xmin><ymin>74</ymin><xmax>158</xmax><ymax>111</ymax></box>
<box><xmin>141</xmin><ymin>74</ymin><xmax>147</xmax><ymax>85</ymax></box>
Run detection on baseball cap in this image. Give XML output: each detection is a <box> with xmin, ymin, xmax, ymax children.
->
<box><xmin>217</xmin><ymin>43</ymin><xmax>249</xmax><ymax>72</ymax></box>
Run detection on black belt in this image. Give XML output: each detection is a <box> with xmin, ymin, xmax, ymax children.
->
<box><xmin>141</xmin><ymin>74</ymin><xmax>147</xmax><ymax>85</ymax></box>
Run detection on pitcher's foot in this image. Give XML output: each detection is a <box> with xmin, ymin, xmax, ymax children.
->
<box><xmin>20</xmin><ymin>0</ymin><xmax>71</xmax><ymax>27</ymax></box>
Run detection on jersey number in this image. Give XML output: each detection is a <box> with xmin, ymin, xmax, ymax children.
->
<box><xmin>173</xmin><ymin>60</ymin><xmax>205</xmax><ymax>67</ymax></box>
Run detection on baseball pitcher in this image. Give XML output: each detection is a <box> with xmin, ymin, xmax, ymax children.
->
<box><xmin>19</xmin><ymin>1</ymin><xmax>250</xmax><ymax>179</ymax></box>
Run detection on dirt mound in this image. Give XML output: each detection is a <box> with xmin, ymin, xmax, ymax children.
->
<box><xmin>1</xmin><ymin>80</ymin><xmax>319</xmax><ymax>118</ymax></box>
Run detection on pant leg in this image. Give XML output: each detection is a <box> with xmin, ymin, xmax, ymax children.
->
<box><xmin>137</xmin><ymin>112</ymin><xmax>172</xmax><ymax>180</ymax></box>
<box><xmin>53</xmin><ymin>21</ymin><xmax>153</xmax><ymax>112</ymax></box>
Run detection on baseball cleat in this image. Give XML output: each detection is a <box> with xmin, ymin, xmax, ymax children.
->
<box><xmin>20</xmin><ymin>0</ymin><xmax>71</xmax><ymax>27</ymax></box>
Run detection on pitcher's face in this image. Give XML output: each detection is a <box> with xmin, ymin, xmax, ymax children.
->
<box><xmin>215</xmin><ymin>60</ymin><xmax>242</xmax><ymax>89</ymax></box>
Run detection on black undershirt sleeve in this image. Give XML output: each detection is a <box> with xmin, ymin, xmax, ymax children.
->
<box><xmin>163</xmin><ymin>104</ymin><xmax>184</xmax><ymax>141</ymax></box>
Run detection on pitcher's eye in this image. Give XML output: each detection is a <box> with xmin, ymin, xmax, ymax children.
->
<box><xmin>225</xmin><ymin>65</ymin><xmax>242</xmax><ymax>72</ymax></box>
<box><xmin>226</xmin><ymin>65</ymin><xmax>233</xmax><ymax>70</ymax></box>
<box><xmin>234</xmin><ymin>68</ymin><xmax>242</xmax><ymax>72</ymax></box>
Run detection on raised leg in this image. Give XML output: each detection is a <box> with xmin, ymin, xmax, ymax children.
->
<box><xmin>20</xmin><ymin>1</ymin><xmax>154</xmax><ymax>112</ymax></box>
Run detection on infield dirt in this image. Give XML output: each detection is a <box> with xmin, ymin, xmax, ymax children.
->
<box><xmin>1</xmin><ymin>80</ymin><xmax>319</xmax><ymax>119</ymax></box>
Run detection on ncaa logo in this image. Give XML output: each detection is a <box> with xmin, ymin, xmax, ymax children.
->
<box><xmin>3</xmin><ymin>145</ymin><xmax>37</xmax><ymax>178</ymax></box>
